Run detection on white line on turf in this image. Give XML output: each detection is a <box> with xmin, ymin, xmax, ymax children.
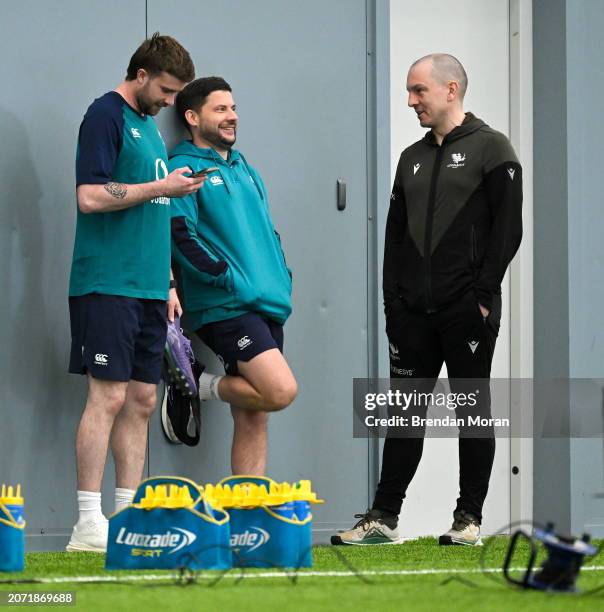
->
<box><xmin>26</xmin><ymin>566</ymin><xmax>604</xmax><ymax>584</ymax></box>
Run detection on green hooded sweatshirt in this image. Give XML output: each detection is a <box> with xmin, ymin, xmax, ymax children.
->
<box><xmin>168</xmin><ymin>140</ymin><xmax>292</xmax><ymax>330</ymax></box>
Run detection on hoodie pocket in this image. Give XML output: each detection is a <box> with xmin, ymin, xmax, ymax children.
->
<box><xmin>197</xmin><ymin>237</ymin><xmax>233</xmax><ymax>292</ymax></box>
<box><xmin>171</xmin><ymin>217</ymin><xmax>233</xmax><ymax>292</ymax></box>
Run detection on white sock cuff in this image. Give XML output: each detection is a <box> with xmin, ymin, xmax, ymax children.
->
<box><xmin>115</xmin><ymin>487</ymin><xmax>135</xmax><ymax>500</ymax></box>
<box><xmin>77</xmin><ymin>490</ymin><xmax>102</xmax><ymax>515</ymax></box>
<box><xmin>77</xmin><ymin>490</ymin><xmax>101</xmax><ymax>498</ymax></box>
<box><xmin>210</xmin><ymin>375</ymin><xmax>224</xmax><ymax>401</ymax></box>
<box><xmin>115</xmin><ymin>487</ymin><xmax>136</xmax><ymax>512</ymax></box>
<box><xmin>199</xmin><ymin>372</ymin><xmax>224</xmax><ymax>401</ymax></box>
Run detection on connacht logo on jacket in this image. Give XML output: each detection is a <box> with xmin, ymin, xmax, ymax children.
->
<box><xmin>447</xmin><ymin>153</ymin><xmax>466</xmax><ymax>168</ymax></box>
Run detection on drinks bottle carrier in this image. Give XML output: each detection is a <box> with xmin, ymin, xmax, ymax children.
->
<box><xmin>206</xmin><ymin>476</ymin><xmax>322</xmax><ymax>569</ymax></box>
<box><xmin>105</xmin><ymin>476</ymin><xmax>231</xmax><ymax>570</ymax></box>
<box><xmin>0</xmin><ymin>485</ymin><xmax>25</xmax><ymax>572</ymax></box>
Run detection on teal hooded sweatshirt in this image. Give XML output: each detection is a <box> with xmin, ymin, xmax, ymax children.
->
<box><xmin>168</xmin><ymin>140</ymin><xmax>292</xmax><ymax>330</ymax></box>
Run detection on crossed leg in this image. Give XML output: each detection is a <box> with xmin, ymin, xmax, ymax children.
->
<box><xmin>215</xmin><ymin>348</ymin><xmax>297</xmax><ymax>474</ymax></box>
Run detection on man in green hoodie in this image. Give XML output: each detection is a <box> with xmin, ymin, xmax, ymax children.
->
<box><xmin>166</xmin><ymin>77</ymin><xmax>297</xmax><ymax>475</ymax></box>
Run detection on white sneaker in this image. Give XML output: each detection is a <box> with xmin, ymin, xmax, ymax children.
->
<box><xmin>439</xmin><ymin>510</ymin><xmax>483</xmax><ymax>546</ymax></box>
<box><xmin>66</xmin><ymin>517</ymin><xmax>108</xmax><ymax>552</ymax></box>
<box><xmin>331</xmin><ymin>509</ymin><xmax>403</xmax><ymax>545</ymax></box>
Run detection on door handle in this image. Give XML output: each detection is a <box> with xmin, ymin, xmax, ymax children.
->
<box><xmin>336</xmin><ymin>178</ymin><xmax>346</xmax><ymax>211</ymax></box>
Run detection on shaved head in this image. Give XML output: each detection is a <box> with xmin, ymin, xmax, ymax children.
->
<box><xmin>411</xmin><ymin>53</ymin><xmax>468</xmax><ymax>100</ymax></box>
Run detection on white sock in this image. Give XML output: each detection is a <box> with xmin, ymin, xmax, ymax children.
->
<box><xmin>77</xmin><ymin>490</ymin><xmax>105</xmax><ymax>524</ymax></box>
<box><xmin>114</xmin><ymin>487</ymin><xmax>135</xmax><ymax>513</ymax></box>
<box><xmin>199</xmin><ymin>372</ymin><xmax>224</xmax><ymax>401</ymax></box>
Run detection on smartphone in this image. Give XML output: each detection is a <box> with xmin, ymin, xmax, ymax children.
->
<box><xmin>189</xmin><ymin>167</ymin><xmax>219</xmax><ymax>178</ymax></box>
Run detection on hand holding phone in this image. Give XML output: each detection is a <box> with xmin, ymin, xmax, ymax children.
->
<box><xmin>188</xmin><ymin>167</ymin><xmax>219</xmax><ymax>179</ymax></box>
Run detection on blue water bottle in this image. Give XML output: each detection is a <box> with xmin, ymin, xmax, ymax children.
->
<box><xmin>0</xmin><ymin>484</ymin><xmax>25</xmax><ymax>572</ymax></box>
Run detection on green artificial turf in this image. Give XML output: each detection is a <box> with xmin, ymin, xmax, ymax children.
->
<box><xmin>0</xmin><ymin>538</ymin><xmax>603</xmax><ymax>611</ymax></box>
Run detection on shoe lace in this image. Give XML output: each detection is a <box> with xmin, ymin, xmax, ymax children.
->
<box><xmin>452</xmin><ymin>510</ymin><xmax>477</xmax><ymax>532</ymax></box>
<box><xmin>352</xmin><ymin>510</ymin><xmax>377</xmax><ymax>532</ymax></box>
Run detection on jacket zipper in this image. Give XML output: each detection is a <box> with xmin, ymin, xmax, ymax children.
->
<box><xmin>424</xmin><ymin>145</ymin><xmax>445</xmax><ymax>312</ymax></box>
<box><xmin>471</xmin><ymin>225</ymin><xmax>477</xmax><ymax>278</ymax></box>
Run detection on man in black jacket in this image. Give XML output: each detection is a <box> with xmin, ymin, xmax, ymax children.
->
<box><xmin>333</xmin><ymin>53</ymin><xmax>522</xmax><ymax>546</ymax></box>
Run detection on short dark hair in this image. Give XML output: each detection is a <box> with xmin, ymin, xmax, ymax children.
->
<box><xmin>126</xmin><ymin>32</ymin><xmax>194</xmax><ymax>83</ymax></box>
<box><xmin>176</xmin><ymin>76</ymin><xmax>232</xmax><ymax>132</ymax></box>
<box><xmin>411</xmin><ymin>53</ymin><xmax>468</xmax><ymax>99</ymax></box>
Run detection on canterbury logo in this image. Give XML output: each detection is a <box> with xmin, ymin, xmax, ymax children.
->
<box><xmin>507</xmin><ymin>167</ymin><xmax>515</xmax><ymax>180</ymax></box>
<box><xmin>94</xmin><ymin>353</ymin><xmax>108</xmax><ymax>365</ymax></box>
<box><xmin>237</xmin><ymin>336</ymin><xmax>252</xmax><ymax>349</ymax></box>
<box><xmin>131</xmin><ymin>128</ymin><xmax>141</xmax><ymax>139</ymax></box>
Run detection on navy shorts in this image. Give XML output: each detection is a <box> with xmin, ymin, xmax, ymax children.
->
<box><xmin>68</xmin><ymin>294</ymin><xmax>167</xmax><ymax>384</ymax></box>
<box><xmin>197</xmin><ymin>312</ymin><xmax>284</xmax><ymax>375</ymax></box>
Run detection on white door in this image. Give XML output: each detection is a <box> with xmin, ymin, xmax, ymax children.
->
<box><xmin>388</xmin><ymin>0</ymin><xmax>512</xmax><ymax>536</ymax></box>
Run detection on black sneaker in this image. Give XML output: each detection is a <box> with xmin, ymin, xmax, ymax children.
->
<box><xmin>331</xmin><ymin>509</ymin><xmax>402</xmax><ymax>545</ymax></box>
<box><xmin>160</xmin><ymin>359</ymin><xmax>203</xmax><ymax>446</ymax></box>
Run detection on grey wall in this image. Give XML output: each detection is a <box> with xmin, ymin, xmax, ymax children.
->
<box><xmin>0</xmin><ymin>0</ymin><xmax>147</xmax><ymax>550</ymax></box>
<box><xmin>0</xmin><ymin>0</ymin><xmax>388</xmax><ymax>549</ymax></box>
<box><xmin>533</xmin><ymin>0</ymin><xmax>604</xmax><ymax>536</ymax></box>
<box><xmin>145</xmin><ymin>0</ymin><xmax>377</xmax><ymax>539</ymax></box>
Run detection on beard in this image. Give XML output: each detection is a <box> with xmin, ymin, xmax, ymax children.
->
<box><xmin>198</xmin><ymin>124</ymin><xmax>237</xmax><ymax>150</ymax></box>
<box><xmin>135</xmin><ymin>88</ymin><xmax>163</xmax><ymax>116</ymax></box>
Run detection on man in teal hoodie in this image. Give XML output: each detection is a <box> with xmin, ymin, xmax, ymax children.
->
<box><xmin>166</xmin><ymin>77</ymin><xmax>297</xmax><ymax>474</ymax></box>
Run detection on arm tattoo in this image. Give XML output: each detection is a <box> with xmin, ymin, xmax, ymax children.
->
<box><xmin>104</xmin><ymin>182</ymin><xmax>127</xmax><ymax>199</ymax></box>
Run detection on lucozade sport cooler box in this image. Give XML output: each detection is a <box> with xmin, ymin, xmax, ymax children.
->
<box><xmin>105</xmin><ymin>476</ymin><xmax>231</xmax><ymax>570</ymax></box>
<box><xmin>105</xmin><ymin>475</ymin><xmax>322</xmax><ymax>571</ymax></box>
<box><xmin>207</xmin><ymin>476</ymin><xmax>319</xmax><ymax>569</ymax></box>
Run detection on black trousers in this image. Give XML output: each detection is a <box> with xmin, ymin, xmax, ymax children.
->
<box><xmin>372</xmin><ymin>290</ymin><xmax>501</xmax><ymax>523</ymax></box>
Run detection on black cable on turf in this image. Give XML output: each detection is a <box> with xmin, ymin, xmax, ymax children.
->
<box><xmin>231</xmin><ymin>549</ymin><xmax>297</xmax><ymax>585</ymax></box>
<box><xmin>177</xmin><ymin>545</ymin><xmax>235</xmax><ymax>588</ymax></box>
<box><xmin>440</xmin><ymin>575</ymin><xmax>479</xmax><ymax>588</ymax></box>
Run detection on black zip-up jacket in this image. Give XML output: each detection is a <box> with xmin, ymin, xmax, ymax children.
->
<box><xmin>383</xmin><ymin>113</ymin><xmax>523</xmax><ymax>314</ymax></box>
